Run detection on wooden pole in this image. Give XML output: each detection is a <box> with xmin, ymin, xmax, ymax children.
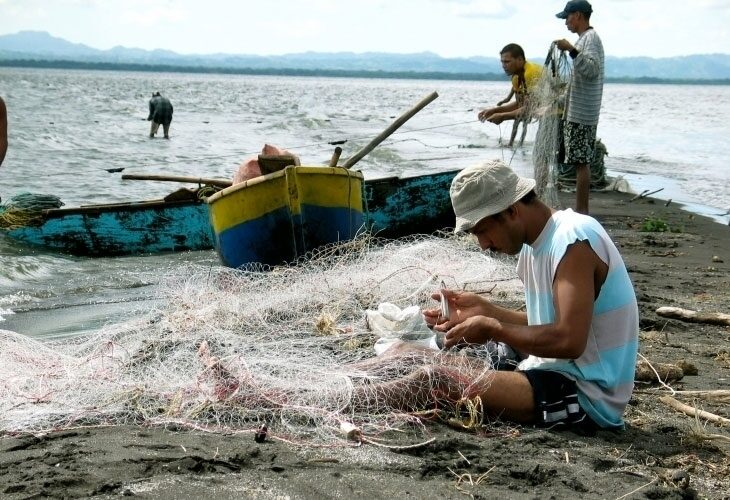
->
<box><xmin>656</xmin><ymin>306</ymin><xmax>730</xmax><ymax>327</ymax></box>
<box><xmin>122</xmin><ymin>173</ymin><xmax>232</xmax><ymax>189</ymax></box>
<box><xmin>341</xmin><ymin>91</ymin><xmax>439</xmax><ymax>169</ymax></box>
<box><xmin>328</xmin><ymin>146</ymin><xmax>343</xmax><ymax>167</ymax></box>
<box><xmin>659</xmin><ymin>395</ymin><xmax>730</xmax><ymax>426</ymax></box>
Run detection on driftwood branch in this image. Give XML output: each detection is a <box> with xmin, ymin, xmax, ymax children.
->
<box><xmin>635</xmin><ymin>359</ymin><xmax>683</xmax><ymax>383</ymax></box>
<box><xmin>673</xmin><ymin>390</ymin><xmax>730</xmax><ymax>402</ymax></box>
<box><xmin>629</xmin><ymin>187</ymin><xmax>664</xmax><ymax>202</ymax></box>
<box><xmin>656</xmin><ymin>306</ymin><xmax>730</xmax><ymax>326</ymax></box>
<box><xmin>659</xmin><ymin>395</ymin><xmax>730</xmax><ymax>426</ymax></box>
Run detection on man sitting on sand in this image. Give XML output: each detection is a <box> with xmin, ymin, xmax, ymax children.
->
<box><xmin>148</xmin><ymin>92</ymin><xmax>174</xmax><ymax>139</ymax></box>
<box><xmin>356</xmin><ymin>160</ymin><xmax>638</xmax><ymax>430</ymax></box>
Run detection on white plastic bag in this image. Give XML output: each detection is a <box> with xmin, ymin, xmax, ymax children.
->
<box><xmin>365</xmin><ymin>302</ymin><xmax>439</xmax><ymax>355</ymax></box>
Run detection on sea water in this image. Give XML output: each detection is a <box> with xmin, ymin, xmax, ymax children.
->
<box><xmin>1</xmin><ymin>68</ymin><xmax>728</xmax><ymax>339</ymax></box>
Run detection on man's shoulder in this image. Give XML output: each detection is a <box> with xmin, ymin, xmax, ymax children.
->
<box><xmin>551</xmin><ymin>210</ymin><xmax>607</xmax><ymax>241</ymax></box>
<box><xmin>525</xmin><ymin>61</ymin><xmax>543</xmax><ymax>73</ymax></box>
<box><xmin>580</xmin><ymin>28</ymin><xmax>604</xmax><ymax>45</ymax></box>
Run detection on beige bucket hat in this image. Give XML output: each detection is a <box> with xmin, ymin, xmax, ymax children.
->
<box><xmin>450</xmin><ymin>159</ymin><xmax>536</xmax><ymax>233</ymax></box>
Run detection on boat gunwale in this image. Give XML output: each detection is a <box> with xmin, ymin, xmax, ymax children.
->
<box><xmin>206</xmin><ymin>166</ymin><xmax>364</xmax><ymax>205</ymax></box>
<box><xmin>42</xmin><ymin>198</ymin><xmax>205</xmax><ymax>218</ymax></box>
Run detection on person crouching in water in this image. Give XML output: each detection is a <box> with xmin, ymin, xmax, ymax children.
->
<box><xmin>148</xmin><ymin>92</ymin><xmax>173</xmax><ymax>139</ymax></box>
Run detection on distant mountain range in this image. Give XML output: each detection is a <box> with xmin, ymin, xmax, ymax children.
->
<box><xmin>2</xmin><ymin>31</ymin><xmax>729</xmax><ymax>81</ymax></box>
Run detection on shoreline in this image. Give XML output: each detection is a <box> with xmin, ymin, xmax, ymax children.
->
<box><xmin>605</xmin><ymin>169</ymin><xmax>730</xmax><ymax>226</ymax></box>
<box><xmin>1</xmin><ymin>188</ymin><xmax>728</xmax><ymax>499</ymax></box>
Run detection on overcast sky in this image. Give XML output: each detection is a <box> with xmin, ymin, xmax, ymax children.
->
<box><xmin>1</xmin><ymin>0</ymin><xmax>728</xmax><ymax>59</ymax></box>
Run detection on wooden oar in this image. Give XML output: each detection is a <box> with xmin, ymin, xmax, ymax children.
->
<box><xmin>341</xmin><ymin>91</ymin><xmax>439</xmax><ymax>169</ymax></box>
<box><xmin>122</xmin><ymin>173</ymin><xmax>232</xmax><ymax>188</ymax></box>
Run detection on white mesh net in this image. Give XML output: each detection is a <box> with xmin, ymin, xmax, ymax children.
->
<box><xmin>0</xmin><ymin>235</ymin><xmax>523</xmax><ymax>445</ymax></box>
<box><xmin>531</xmin><ymin>43</ymin><xmax>572</xmax><ymax>209</ymax></box>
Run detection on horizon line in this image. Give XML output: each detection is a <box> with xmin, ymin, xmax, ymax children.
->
<box><xmin>1</xmin><ymin>30</ymin><xmax>729</xmax><ymax>61</ymax></box>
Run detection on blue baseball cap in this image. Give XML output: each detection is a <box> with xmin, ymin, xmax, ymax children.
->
<box><xmin>556</xmin><ymin>0</ymin><xmax>593</xmax><ymax>18</ymax></box>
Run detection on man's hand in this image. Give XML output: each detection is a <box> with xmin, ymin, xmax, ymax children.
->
<box><xmin>554</xmin><ymin>39</ymin><xmax>574</xmax><ymax>52</ymax></box>
<box><xmin>478</xmin><ymin>107</ymin><xmax>497</xmax><ymax>122</ymax></box>
<box><xmin>443</xmin><ymin>315</ymin><xmax>500</xmax><ymax>349</ymax></box>
<box><xmin>423</xmin><ymin>289</ymin><xmax>489</xmax><ymax>331</ymax></box>
<box><xmin>487</xmin><ymin>112</ymin><xmax>508</xmax><ymax>125</ymax></box>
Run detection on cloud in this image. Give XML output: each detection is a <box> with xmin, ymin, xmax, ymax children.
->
<box><xmin>121</xmin><ymin>6</ymin><xmax>189</xmax><ymax>27</ymax></box>
<box><xmin>435</xmin><ymin>0</ymin><xmax>516</xmax><ymax>19</ymax></box>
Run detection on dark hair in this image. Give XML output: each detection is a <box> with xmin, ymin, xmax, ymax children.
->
<box><xmin>520</xmin><ymin>189</ymin><xmax>537</xmax><ymax>204</ymax></box>
<box><xmin>581</xmin><ymin>11</ymin><xmax>592</xmax><ymax>21</ymax></box>
<box><xmin>500</xmin><ymin>43</ymin><xmax>525</xmax><ymax>59</ymax></box>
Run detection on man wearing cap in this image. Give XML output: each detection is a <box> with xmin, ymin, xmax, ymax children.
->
<box><xmin>354</xmin><ymin>160</ymin><xmax>637</xmax><ymax>431</ymax></box>
<box><xmin>423</xmin><ymin>159</ymin><xmax>638</xmax><ymax>429</ymax></box>
<box><xmin>554</xmin><ymin>0</ymin><xmax>604</xmax><ymax>214</ymax></box>
<box><xmin>478</xmin><ymin>44</ymin><xmax>543</xmax><ymax>128</ymax></box>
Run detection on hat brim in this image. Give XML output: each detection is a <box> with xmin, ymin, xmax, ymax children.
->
<box><xmin>556</xmin><ymin>10</ymin><xmax>569</xmax><ymax>18</ymax></box>
<box><xmin>453</xmin><ymin>177</ymin><xmax>536</xmax><ymax>233</ymax></box>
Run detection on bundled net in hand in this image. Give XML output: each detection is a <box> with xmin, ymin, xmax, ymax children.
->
<box><xmin>531</xmin><ymin>43</ymin><xmax>572</xmax><ymax>208</ymax></box>
<box><xmin>0</xmin><ymin>235</ymin><xmax>523</xmax><ymax>444</ymax></box>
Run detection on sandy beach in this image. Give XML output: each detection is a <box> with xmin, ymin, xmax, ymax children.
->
<box><xmin>1</xmin><ymin>189</ymin><xmax>728</xmax><ymax>499</ymax></box>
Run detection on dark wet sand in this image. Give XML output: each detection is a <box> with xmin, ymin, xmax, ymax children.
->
<box><xmin>1</xmin><ymin>190</ymin><xmax>728</xmax><ymax>499</ymax></box>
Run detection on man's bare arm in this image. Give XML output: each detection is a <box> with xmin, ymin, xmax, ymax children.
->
<box><xmin>446</xmin><ymin>241</ymin><xmax>604</xmax><ymax>357</ymax></box>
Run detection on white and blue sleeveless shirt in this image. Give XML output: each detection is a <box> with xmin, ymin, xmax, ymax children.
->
<box><xmin>517</xmin><ymin>209</ymin><xmax>639</xmax><ymax>428</ymax></box>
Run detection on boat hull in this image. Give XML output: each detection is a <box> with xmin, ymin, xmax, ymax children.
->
<box><xmin>207</xmin><ymin>166</ymin><xmax>364</xmax><ymax>268</ymax></box>
<box><xmin>365</xmin><ymin>169</ymin><xmax>457</xmax><ymax>237</ymax></box>
<box><xmin>5</xmin><ymin>199</ymin><xmax>213</xmax><ymax>256</ymax></box>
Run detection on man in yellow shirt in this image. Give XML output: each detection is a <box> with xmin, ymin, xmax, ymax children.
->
<box><xmin>478</xmin><ymin>44</ymin><xmax>543</xmax><ymax>127</ymax></box>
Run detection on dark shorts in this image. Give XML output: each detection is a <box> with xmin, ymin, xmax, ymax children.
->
<box><xmin>563</xmin><ymin>120</ymin><xmax>597</xmax><ymax>165</ymax></box>
<box><xmin>523</xmin><ymin>369</ymin><xmax>597</xmax><ymax>431</ymax></box>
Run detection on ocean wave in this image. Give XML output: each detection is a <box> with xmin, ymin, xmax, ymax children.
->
<box><xmin>0</xmin><ymin>307</ymin><xmax>14</xmax><ymax>322</ymax></box>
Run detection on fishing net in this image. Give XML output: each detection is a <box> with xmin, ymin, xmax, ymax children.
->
<box><xmin>0</xmin><ymin>193</ymin><xmax>64</xmax><ymax>230</ymax></box>
<box><xmin>532</xmin><ymin>43</ymin><xmax>611</xmax><ymax>202</ymax></box>
<box><xmin>0</xmin><ymin>234</ymin><xmax>523</xmax><ymax>445</ymax></box>
<box><xmin>531</xmin><ymin>42</ymin><xmax>572</xmax><ymax>208</ymax></box>
<box><xmin>556</xmin><ymin>138</ymin><xmax>609</xmax><ymax>190</ymax></box>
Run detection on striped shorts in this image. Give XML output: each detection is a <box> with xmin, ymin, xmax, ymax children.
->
<box><xmin>523</xmin><ymin>369</ymin><xmax>596</xmax><ymax>430</ymax></box>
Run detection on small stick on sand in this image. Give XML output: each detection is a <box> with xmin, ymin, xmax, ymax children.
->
<box><xmin>636</xmin><ymin>354</ymin><xmax>678</xmax><ymax>392</ymax></box>
<box><xmin>629</xmin><ymin>189</ymin><xmax>650</xmax><ymax>202</ymax></box>
<box><xmin>672</xmin><ymin>390</ymin><xmax>730</xmax><ymax>402</ymax></box>
<box><xmin>635</xmin><ymin>359</ymin><xmax>684</xmax><ymax>383</ymax></box>
<box><xmin>614</xmin><ymin>477</ymin><xmax>658</xmax><ymax>500</ymax></box>
<box><xmin>659</xmin><ymin>395</ymin><xmax>730</xmax><ymax>426</ymax></box>
<box><xmin>656</xmin><ymin>306</ymin><xmax>730</xmax><ymax>327</ymax></box>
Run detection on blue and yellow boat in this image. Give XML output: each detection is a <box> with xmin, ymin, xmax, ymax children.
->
<box><xmin>1</xmin><ymin>169</ymin><xmax>457</xmax><ymax>260</ymax></box>
<box><xmin>207</xmin><ymin>165</ymin><xmax>364</xmax><ymax>268</ymax></box>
